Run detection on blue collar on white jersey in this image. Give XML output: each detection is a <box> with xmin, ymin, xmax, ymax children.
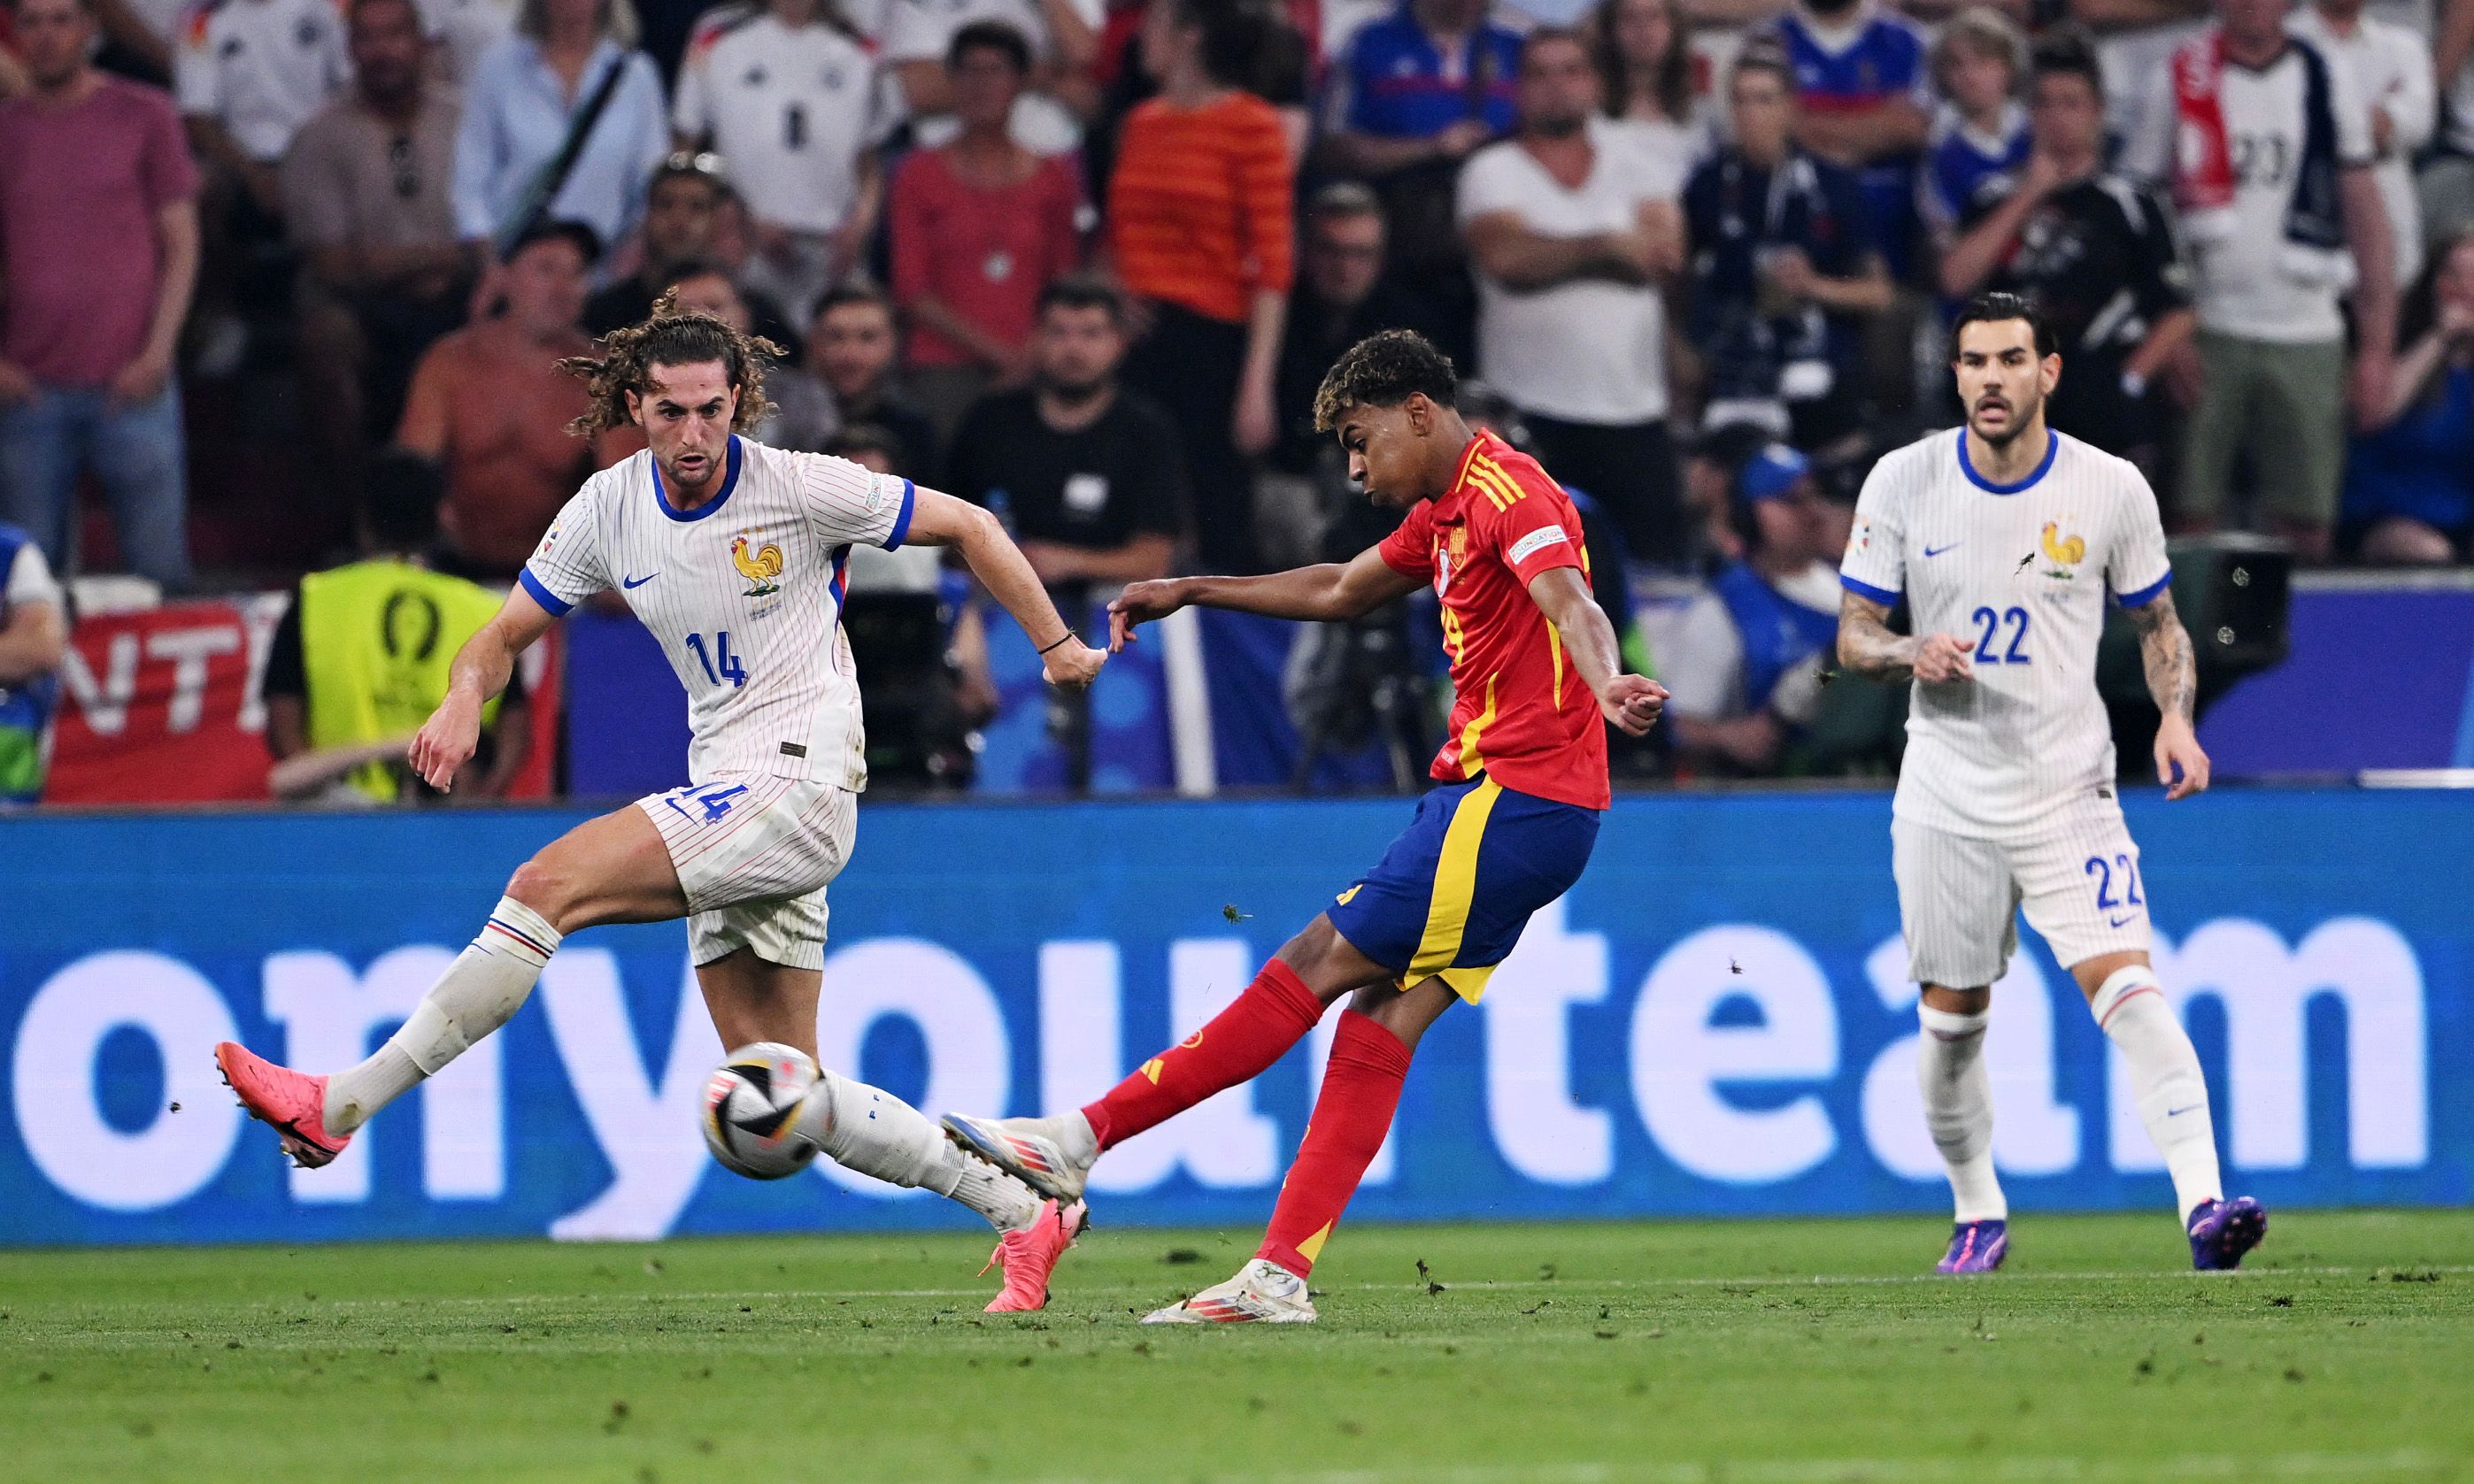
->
<box><xmin>652</xmin><ymin>434</ymin><xmax>743</xmax><ymax>521</ymax></box>
<box><xmin>1956</xmin><ymin>427</ymin><xmax>2057</xmax><ymax>496</ymax></box>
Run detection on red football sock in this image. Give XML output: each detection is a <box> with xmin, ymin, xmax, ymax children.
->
<box><xmin>1080</xmin><ymin>958</ymin><xmax>1327</xmax><ymax>1151</ymax></box>
<box><xmin>1257</xmin><ymin>1010</ymin><xmax>1414</xmax><ymax>1278</ymax></box>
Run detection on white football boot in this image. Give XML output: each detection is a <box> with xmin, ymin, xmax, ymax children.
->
<box><xmin>1143</xmin><ymin>1258</ymin><xmax>1318</xmax><ymax>1325</ymax></box>
<box><xmin>942</xmin><ymin>1111</ymin><xmax>1098</xmax><ymax>1203</ymax></box>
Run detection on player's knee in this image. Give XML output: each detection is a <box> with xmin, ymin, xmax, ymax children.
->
<box><xmin>1920</xmin><ymin>983</ymin><xmax>1992</xmax><ymax>1016</ymax></box>
<box><xmin>505</xmin><ymin>857</ymin><xmax>582</xmax><ymax>930</ymax></box>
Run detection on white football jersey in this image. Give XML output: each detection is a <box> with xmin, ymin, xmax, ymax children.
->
<box><xmin>673</xmin><ymin>8</ymin><xmax>899</xmax><ymax>235</ymax></box>
<box><xmin>520</xmin><ymin>436</ymin><xmax>916</xmax><ymax>789</ymax></box>
<box><xmin>176</xmin><ymin>0</ymin><xmax>351</xmax><ymax>161</ymax></box>
<box><xmin>1838</xmin><ymin>428</ymin><xmax>2172</xmax><ymax>841</ymax></box>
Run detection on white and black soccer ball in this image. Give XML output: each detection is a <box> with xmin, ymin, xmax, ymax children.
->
<box><xmin>700</xmin><ymin>1043</ymin><xmax>821</xmax><ymax>1180</ymax></box>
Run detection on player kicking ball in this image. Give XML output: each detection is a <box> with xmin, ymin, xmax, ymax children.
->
<box><xmin>945</xmin><ymin>330</ymin><xmax>1667</xmax><ymax>1323</ymax></box>
<box><xmin>1836</xmin><ymin>292</ymin><xmax>2265</xmax><ymax>1274</ymax></box>
<box><xmin>215</xmin><ymin>297</ymin><xmax>1106</xmax><ymax>1311</ymax></box>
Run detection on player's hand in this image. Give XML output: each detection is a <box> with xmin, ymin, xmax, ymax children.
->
<box><xmin>1599</xmin><ymin>674</ymin><xmax>1669</xmax><ymax>737</ymax></box>
<box><xmin>1106</xmin><ymin>578</ymin><xmax>1188</xmax><ymax>652</ymax></box>
<box><xmin>407</xmin><ymin>692</ymin><xmax>483</xmax><ymax>791</ymax></box>
<box><xmin>2154</xmin><ymin>714</ymin><xmax>2211</xmax><ymax>800</ymax></box>
<box><xmin>1043</xmin><ymin>635</ymin><xmax>1106</xmax><ymax>691</ymax></box>
<box><xmin>1911</xmin><ymin>634</ymin><xmax>1974</xmax><ymax>685</ymax></box>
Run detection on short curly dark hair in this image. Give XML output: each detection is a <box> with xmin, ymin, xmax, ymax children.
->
<box><xmin>1312</xmin><ymin>329</ymin><xmax>1458</xmax><ymax>433</ymax></box>
<box><xmin>559</xmin><ymin>290</ymin><xmax>780</xmax><ymax>437</ymax></box>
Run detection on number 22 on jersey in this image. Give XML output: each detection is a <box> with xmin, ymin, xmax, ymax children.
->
<box><xmin>684</xmin><ymin>631</ymin><xmax>747</xmax><ymax>688</ymax></box>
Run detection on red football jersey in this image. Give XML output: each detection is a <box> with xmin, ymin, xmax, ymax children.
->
<box><xmin>1376</xmin><ymin>430</ymin><xmax>1609</xmax><ymax>810</ymax></box>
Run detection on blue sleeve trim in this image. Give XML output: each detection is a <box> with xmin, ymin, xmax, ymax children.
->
<box><xmin>2116</xmin><ymin>569</ymin><xmax>2172</xmax><ymax>608</ymax></box>
<box><xmin>518</xmin><ymin>567</ymin><xmax>574</xmax><ymax>617</ymax></box>
<box><xmin>1839</xmin><ymin>573</ymin><xmax>1901</xmax><ymax>605</ymax></box>
<box><xmin>885</xmin><ymin>478</ymin><xmax>916</xmax><ymax>550</ymax></box>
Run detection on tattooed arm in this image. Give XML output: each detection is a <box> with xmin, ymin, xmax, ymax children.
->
<box><xmin>2126</xmin><ymin>588</ymin><xmax>2210</xmax><ymax>800</ymax></box>
<box><xmin>1835</xmin><ymin>588</ymin><xmax>1973</xmax><ymax>684</ymax></box>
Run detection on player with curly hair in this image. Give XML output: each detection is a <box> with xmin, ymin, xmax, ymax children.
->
<box><xmin>216</xmin><ymin>296</ymin><xmax>1107</xmax><ymax>1311</ymax></box>
<box><xmin>944</xmin><ymin>329</ymin><xmax>1669</xmax><ymax>1323</ymax></box>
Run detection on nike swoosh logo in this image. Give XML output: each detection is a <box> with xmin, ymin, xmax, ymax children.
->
<box><xmin>2108</xmin><ymin>913</ymin><xmax>2135</xmax><ymax>927</ymax></box>
<box><xmin>2166</xmin><ymin>1105</ymin><xmax>2200</xmax><ymax>1118</ymax></box>
<box><xmin>1923</xmin><ymin>542</ymin><xmax>1962</xmax><ymax>557</ymax></box>
<box><xmin>621</xmin><ymin>572</ymin><xmax>659</xmax><ymax>588</ymax></box>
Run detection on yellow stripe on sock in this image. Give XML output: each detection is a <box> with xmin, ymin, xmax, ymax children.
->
<box><xmin>1407</xmin><ymin>778</ymin><xmax>1503</xmax><ymax>985</ymax></box>
<box><xmin>1296</xmin><ymin>1222</ymin><xmax>1334</xmax><ymax>1265</ymax></box>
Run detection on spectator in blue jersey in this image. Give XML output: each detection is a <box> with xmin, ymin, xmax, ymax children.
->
<box><xmin>1918</xmin><ymin>7</ymin><xmax>2028</xmax><ymax>258</ymax></box>
<box><xmin>2343</xmin><ymin>231</ymin><xmax>2474</xmax><ymax>563</ymax></box>
<box><xmin>1759</xmin><ymin>0</ymin><xmax>1930</xmax><ymax>279</ymax></box>
<box><xmin>0</xmin><ymin>521</ymin><xmax>65</xmax><ymax>805</ymax></box>
<box><xmin>1317</xmin><ymin>0</ymin><xmax>1523</xmax><ymax>362</ymax></box>
<box><xmin>1683</xmin><ymin>46</ymin><xmax>1893</xmax><ymax>452</ymax></box>
<box><xmin>1657</xmin><ymin>442</ymin><xmax>1843</xmax><ymax>777</ymax></box>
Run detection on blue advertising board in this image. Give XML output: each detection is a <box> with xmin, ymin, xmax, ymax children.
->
<box><xmin>1</xmin><ymin>788</ymin><xmax>2462</xmax><ymax>1246</ymax></box>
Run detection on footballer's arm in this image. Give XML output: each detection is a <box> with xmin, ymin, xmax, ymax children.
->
<box><xmin>1524</xmin><ymin>566</ymin><xmax>1668</xmax><ymax>736</ymax></box>
<box><xmin>2124</xmin><ymin>586</ymin><xmax>2210</xmax><ymax>800</ymax></box>
<box><xmin>1836</xmin><ymin>588</ymin><xmax>1973</xmax><ymax>685</ymax></box>
<box><xmin>1106</xmin><ymin>545</ymin><xmax>1425</xmax><ymax>649</ymax></box>
<box><xmin>905</xmin><ymin>488</ymin><xmax>1106</xmax><ymax>690</ymax></box>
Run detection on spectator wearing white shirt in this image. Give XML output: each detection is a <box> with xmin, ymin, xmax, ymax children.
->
<box><xmin>414</xmin><ymin>0</ymin><xmax>520</xmax><ymax>83</ymax></box>
<box><xmin>673</xmin><ymin>0</ymin><xmax>900</xmax><ymax>320</ymax></box>
<box><xmin>1460</xmin><ymin>27</ymin><xmax>1689</xmax><ymax>565</ymax></box>
<box><xmin>451</xmin><ymin>0</ymin><xmax>667</xmax><ymax>268</ymax></box>
<box><xmin>2126</xmin><ymin>0</ymin><xmax>2396</xmax><ymax>560</ymax></box>
<box><xmin>2289</xmin><ymin>0</ymin><xmax>2435</xmax><ymax>287</ymax></box>
<box><xmin>882</xmin><ymin>0</ymin><xmax>1098</xmax><ymax>153</ymax></box>
<box><xmin>175</xmin><ymin>0</ymin><xmax>350</xmax><ymax>181</ymax></box>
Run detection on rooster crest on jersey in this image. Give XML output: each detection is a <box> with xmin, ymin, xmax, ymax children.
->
<box><xmin>2040</xmin><ymin>520</ymin><xmax>2086</xmax><ymax>579</ymax></box>
<box><xmin>730</xmin><ymin>535</ymin><xmax>784</xmax><ymax>597</ymax></box>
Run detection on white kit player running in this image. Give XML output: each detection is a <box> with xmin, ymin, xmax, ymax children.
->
<box><xmin>215</xmin><ymin>299</ymin><xmax>1108</xmax><ymax>1311</ymax></box>
<box><xmin>1835</xmin><ymin>292</ymin><xmax>2267</xmax><ymax>1275</ymax></box>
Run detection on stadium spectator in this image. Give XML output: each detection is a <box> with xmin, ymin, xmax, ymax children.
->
<box><xmin>1318</xmin><ymin>0</ymin><xmax>1521</xmax><ymax>362</ymax></box>
<box><xmin>882</xmin><ymin>0</ymin><xmax>1099</xmax><ymax>154</ymax></box>
<box><xmin>946</xmin><ymin>278</ymin><xmax>1183</xmax><ymax>598</ymax></box>
<box><xmin>1461</xmin><ymin>27</ymin><xmax>1689</xmax><ymax>565</ymax></box>
<box><xmin>394</xmin><ymin>218</ymin><xmax>597</xmax><ymax>576</ymax></box>
<box><xmin>1592</xmin><ymin>0</ymin><xmax>1697</xmax><ymax>136</ymax></box>
<box><xmin>1938</xmin><ymin>28</ymin><xmax>2192</xmax><ymax>472</ymax></box>
<box><xmin>1273</xmin><ymin>182</ymin><xmax>1431</xmax><ymax>471</ymax></box>
<box><xmin>809</xmin><ymin>282</ymin><xmax>942</xmax><ymax>480</ymax></box>
<box><xmin>258</xmin><ymin>452</ymin><xmax>532</xmax><ymax>804</ymax></box>
<box><xmin>2290</xmin><ymin>0</ymin><xmax>2437</xmax><ymax>287</ymax></box>
<box><xmin>175</xmin><ymin>0</ymin><xmax>349</xmax><ymax>199</ymax></box>
<box><xmin>2344</xmin><ymin>230</ymin><xmax>2474</xmax><ymax>562</ymax></box>
<box><xmin>2125</xmin><ymin>0</ymin><xmax>2397</xmax><ymax>560</ymax></box>
<box><xmin>2433</xmin><ymin>0</ymin><xmax>2474</xmax><ymax>243</ymax></box>
<box><xmin>1658</xmin><ymin>442</ymin><xmax>1842</xmax><ymax>777</ymax></box>
<box><xmin>582</xmin><ymin>154</ymin><xmax>805</xmax><ymax>353</ymax></box>
<box><xmin>1919</xmin><ymin>7</ymin><xmax>2029</xmax><ymax>255</ymax></box>
<box><xmin>0</xmin><ymin>519</ymin><xmax>65</xmax><ymax>806</ymax></box>
<box><xmin>451</xmin><ymin>0</ymin><xmax>667</xmax><ymax>270</ymax></box>
<box><xmin>1759</xmin><ymin>0</ymin><xmax>1930</xmax><ymax>278</ymax></box>
<box><xmin>1682</xmin><ymin>46</ymin><xmax>1892</xmax><ymax>453</ymax></box>
<box><xmin>890</xmin><ymin>21</ymin><xmax>1085</xmax><ymax>440</ymax></box>
<box><xmin>416</xmin><ymin>0</ymin><xmax>520</xmax><ymax>84</ymax></box>
<box><xmin>284</xmin><ymin>0</ymin><xmax>474</xmax><ymax>511</ymax></box>
<box><xmin>671</xmin><ymin>0</ymin><xmax>898</xmax><ymax>320</ymax></box>
<box><xmin>1109</xmin><ymin>0</ymin><xmax>1295</xmax><ymax>572</ymax></box>
<box><xmin>2064</xmin><ymin>0</ymin><xmax>2209</xmax><ymax>159</ymax></box>
<box><xmin>0</xmin><ymin>0</ymin><xmax>199</xmax><ymax>590</ymax></box>
<box><xmin>664</xmin><ymin>265</ymin><xmax>838</xmax><ymax>450</ymax></box>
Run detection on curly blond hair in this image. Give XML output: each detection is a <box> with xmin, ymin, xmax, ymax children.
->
<box><xmin>559</xmin><ymin>290</ymin><xmax>781</xmax><ymax>438</ymax></box>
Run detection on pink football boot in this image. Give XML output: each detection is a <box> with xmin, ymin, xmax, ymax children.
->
<box><xmin>215</xmin><ymin>1042</ymin><xmax>351</xmax><ymax>1169</ymax></box>
<box><xmin>981</xmin><ymin>1199</ymin><xmax>1089</xmax><ymax>1312</ymax></box>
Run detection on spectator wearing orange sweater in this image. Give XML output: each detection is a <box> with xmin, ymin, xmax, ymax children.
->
<box><xmin>1106</xmin><ymin>0</ymin><xmax>1296</xmax><ymax>572</ymax></box>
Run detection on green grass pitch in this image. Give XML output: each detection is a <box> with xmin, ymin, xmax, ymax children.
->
<box><xmin>5</xmin><ymin>1210</ymin><xmax>2470</xmax><ymax>1483</ymax></box>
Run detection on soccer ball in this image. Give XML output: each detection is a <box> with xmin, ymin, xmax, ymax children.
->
<box><xmin>700</xmin><ymin>1043</ymin><xmax>821</xmax><ymax>1180</ymax></box>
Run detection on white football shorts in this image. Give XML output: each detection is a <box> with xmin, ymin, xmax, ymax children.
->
<box><xmin>1891</xmin><ymin>799</ymin><xmax>2154</xmax><ymax>988</ymax></box>
<box><xmin>638</xmin><ymin>775</ymin><xmax>858</xmax><ymax>971</ymax></box>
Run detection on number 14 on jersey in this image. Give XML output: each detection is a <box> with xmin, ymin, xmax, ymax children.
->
<box><xmin>685</xmin><ymin>631</ymin><xmax>747</xmax><ymax>688</ymax></box>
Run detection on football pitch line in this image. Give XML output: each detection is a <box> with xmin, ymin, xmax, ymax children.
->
<box><xmin>1013</xmin><ymin>1451</ymin><xmax>2455</xmax><ymax>1484</ymax></box>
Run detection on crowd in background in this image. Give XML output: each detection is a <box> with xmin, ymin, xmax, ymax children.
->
<box><xmin>3</xmin><ymin>0</ymin><xmax>2473</xmax><ymax>797</ymax></box>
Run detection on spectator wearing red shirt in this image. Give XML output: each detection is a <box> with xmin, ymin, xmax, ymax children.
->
<box><xmin>890</xmin><ymin>20</ymin><xmax>1085</xmax><ymax>442</ymax></box>
<box><xmin>1107</xmin><ymin>0</ymin><xmax>1295</xmax><ymax>572</ymax></box>
<box><xmin>0</xmin><ymin>0</ymin><xmax>201</xmax><ymax>590</ymax></box>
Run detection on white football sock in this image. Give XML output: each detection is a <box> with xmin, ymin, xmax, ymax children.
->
<box><xmin>798</xmin><ymin>1070</ymin><xmax>1039</xmax><ymax>1232</ymax></box>
<box><xmin>323</xmin><ymin>897</ymin><xmax>561</xmax><ymax>1135</ymax></box>
<box><xmin>1917</xmin><ymin>1003</ymin><xmax>2006</xmax><ymax>1222</ymax></box>
<box><xmin>2091</xmin><ymin>965</ymin><xmax>2223</xmax><ymax>1220</ymax></box>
